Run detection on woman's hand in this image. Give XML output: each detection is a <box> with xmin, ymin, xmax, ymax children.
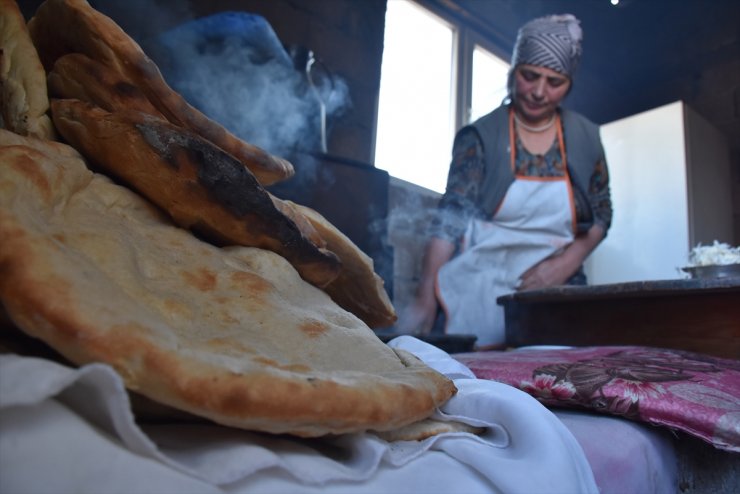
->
<box><xmin>518</xmin><ymin>224</ymin><xmax>606</xmax><ymax>291</ymax></box>
<box><xmin>518</xmin><ymin>253</ymin><xmax>578</xmax><ymax>290</ymax></box>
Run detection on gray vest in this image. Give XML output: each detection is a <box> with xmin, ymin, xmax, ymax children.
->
<box><xmin>468</xmin><ymin>105</ymin><xmax>604</xmax><ymax>219</ymax></box>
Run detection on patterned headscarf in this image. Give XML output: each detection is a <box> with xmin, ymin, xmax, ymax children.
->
<box><xmin>510</xmin><ymin>14</ymin><xmax>583</xmax><ymax>78</ymax></box>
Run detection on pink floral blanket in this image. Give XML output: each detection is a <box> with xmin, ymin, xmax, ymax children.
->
<box><xmin>455</xmin><ymin>346</ymin><xmax>740</xmax><ymax>452</ymax></box>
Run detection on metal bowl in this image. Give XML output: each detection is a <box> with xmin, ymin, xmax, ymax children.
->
<box><xmin>681</xmin><ymin>264</ymin><xmax>740</xmax><ymax>279</ymax></box>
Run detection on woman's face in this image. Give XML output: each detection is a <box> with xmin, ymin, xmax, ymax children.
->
<box><xmin>511</xmin><ymin>64</ymin><xmax>571</xmax><ymax>123</ymax></box>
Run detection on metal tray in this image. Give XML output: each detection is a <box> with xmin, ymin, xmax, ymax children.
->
<box><xmin>681</xmin><ymin>264</ymin><xmax>740</xmax><ymax>279</ymax></box>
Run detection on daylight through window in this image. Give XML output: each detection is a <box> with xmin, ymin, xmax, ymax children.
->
<box><xmin>374</xmin><ymin>0</ymin><xmax>455</xmax><ymax>193</ymax></box>
<box><xmin>375</xmin><ymin>0</ymin><xmax>510</xmax><ymax>193</ymax></box>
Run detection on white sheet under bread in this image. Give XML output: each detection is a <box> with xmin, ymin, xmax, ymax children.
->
<box><xmin>0</xmin><ymin>337</ymin><xmax>599</xmax><ymax>494</ymax></box>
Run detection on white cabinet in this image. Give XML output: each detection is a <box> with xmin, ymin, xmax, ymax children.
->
<box><xmin>585</xmin><ymin>101</ymin><xmax>733</xmax><ymax>284</ymax></box>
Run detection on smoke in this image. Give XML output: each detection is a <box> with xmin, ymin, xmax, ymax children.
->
<box><xmin>91</xmin><ymin>3</ymin><xmax>352</xmax><ymax>161</ymax></box>
<box><xmin>86</xmin><ymin>2</ymin><xmax>385</xmax><ymax>276</ymax></box>
<box><xmin>387</xmin><ymin>188</ymin><xmax>438</xmax><ymax>240</ymax></box>
<box><xmin>148</xmin><ymin>12</ymin><xmax>352</xmax><ymax>160</ymax></box>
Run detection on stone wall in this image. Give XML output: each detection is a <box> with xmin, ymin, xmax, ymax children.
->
<box><xmin>387</xmin><ymin>177</ymin><xmax>441</xmax><ymax>312</ymax></box>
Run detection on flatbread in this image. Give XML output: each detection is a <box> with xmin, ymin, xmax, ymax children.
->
<box><xmin>0</xmin><ymin>130</ymin><xmax>456</xmax><ymax>437</ymax></box>
<box><xmin>373</xmin><ymin>418</ymin><xmax>486</xmax><ymax>442</ymax></box>
<box><xmin>0</xmin><ymin>313</ymin><xmax>209</xmax><ymax>425</ymax></box>
<box><xmin>28</xmin><ymin>0</ymin><xmax>292</xmax><ymax>186</ymax></box>
<box><xmin>25</xmin><ymin>0</ymin><xmax>396</xmax><ymax>325</ymax></box>
<box><xmin>50</xmin><ymin>98</ymin><xmax>341</xmax><ymax>289</ymax></box>
<box><xmin>47</xmin><ymin>54</ymin><xmax>335</xmax><ymax>283</ymax></box>
<box><xmin>294</xmin><ymin>202</ymin><xmax>397</xmax><ymax>328</ymax></box>
<box><xmin>47</xmin><ymin>52</ymin><xmax>165</xmax><ymax>118</ymax></box>
<box><xmin>0</xmin><ymin>0</ymin><xmax>55</xmax><ymax>139</ymax></box>
<box><xmin>0</xmin><ymin>123</ymin><xmax>78</xmax><ymax>156</ymax></box>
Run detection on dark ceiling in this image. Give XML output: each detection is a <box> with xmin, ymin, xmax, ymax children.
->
<box><xmin>433</xmin><ymin>0</ymin><xmax>740</xmax><ymax>148</ymax></box>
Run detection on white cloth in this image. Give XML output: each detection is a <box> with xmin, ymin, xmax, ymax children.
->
<box><xmin>438</xmin><ymin>176</ymin><xmax>575</xmax><ymax>346</ymax></box>
<box><xmin>554</xmin><ymin>409</ymin><xmax>678</xmax><ymax>494</ymax></box>
<box><xmin>0</xmin><ymin>338</ymin><xmax>597</xmax><ymax>494</ymax></box>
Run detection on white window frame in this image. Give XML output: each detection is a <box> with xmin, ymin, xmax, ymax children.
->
<box><xmin>411</xmin><ymin>0</ymin><xmax>510</xmax><ymax>130</ymax></box>
<box><xmin>374</xmin><ymin>0</ymin><xmax>510</xmax><ymax>191</ymax></box>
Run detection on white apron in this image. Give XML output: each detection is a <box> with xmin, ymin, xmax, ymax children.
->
<box><xmin>437</xmin><ymin>111</ymin><xmax>576</xmax><ymax>347</ymax></box>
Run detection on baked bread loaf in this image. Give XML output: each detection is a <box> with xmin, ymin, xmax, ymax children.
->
<box><xmin>47</xmin><ymin>53</ymin><xmax>165</xmax><ymax>118</ymax></box>
<box><xmin>0</xmin><ymin>0</ymin><xmax>55</xmax><ymax>139</ymax></box>
<box><xmin>0</xmin><ymin>130</ymin><xmax>456</xmax><ymax>437</ymax></box>
<box><xmin>293</xmin><ymin>202</ymin><xmax>397</xmax><ymax>328</ymax></box>
<box><xmin>28</xmin><ymin>0</ymin><xmax>293</xmax><ymax>186</ymax></box>
<box><xmin>50</xmin><ymin>99</ymin><xmax>341</xmax><ymax>288</ymax></box>
<box><xmin>46</xmin><ymin>53</ymin><xmax>332</xmax><ymax>267</ymax></box>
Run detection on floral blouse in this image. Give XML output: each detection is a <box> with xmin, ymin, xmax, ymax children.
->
<box><xmin>430</xmin><ymin>126</ymin><xmax>613</xmax><ymax>245</ymax></box>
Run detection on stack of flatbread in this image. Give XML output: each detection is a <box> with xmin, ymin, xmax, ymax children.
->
<box><xmin>30</xmin><ymin>0</ymin><xmax>397</xmax><ymax>326</ymax></box>
<box><xmin>0</xmin><ymin>0</ymin><xmax>456</xmax><ymax>437</ymax></box>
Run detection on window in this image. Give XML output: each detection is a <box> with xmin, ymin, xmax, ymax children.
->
<box><xmin>374</xmin><ymin>0</ymin><xmax>455</xmax><ymax>193</ymax></box>
<box><xmin>470</xmin><ymin>45</ymin><xmax>510</xmax><ymax>122</ymax></box>
<box><xmin>374</xmin><ymin>0</ymin><xmax>510</xmax><ymax>193</ymax></box>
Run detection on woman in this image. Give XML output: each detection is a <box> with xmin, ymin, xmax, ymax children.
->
<box><xmin>398</xmin><ymin>14</ymin><xmax>613</xmax><ymax>349</ymax></box>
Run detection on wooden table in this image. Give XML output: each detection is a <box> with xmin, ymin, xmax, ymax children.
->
<box><xmin>498</xmin><ymin>277</ymin><xmax>740</xmax><ymax>359</ymax></box>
